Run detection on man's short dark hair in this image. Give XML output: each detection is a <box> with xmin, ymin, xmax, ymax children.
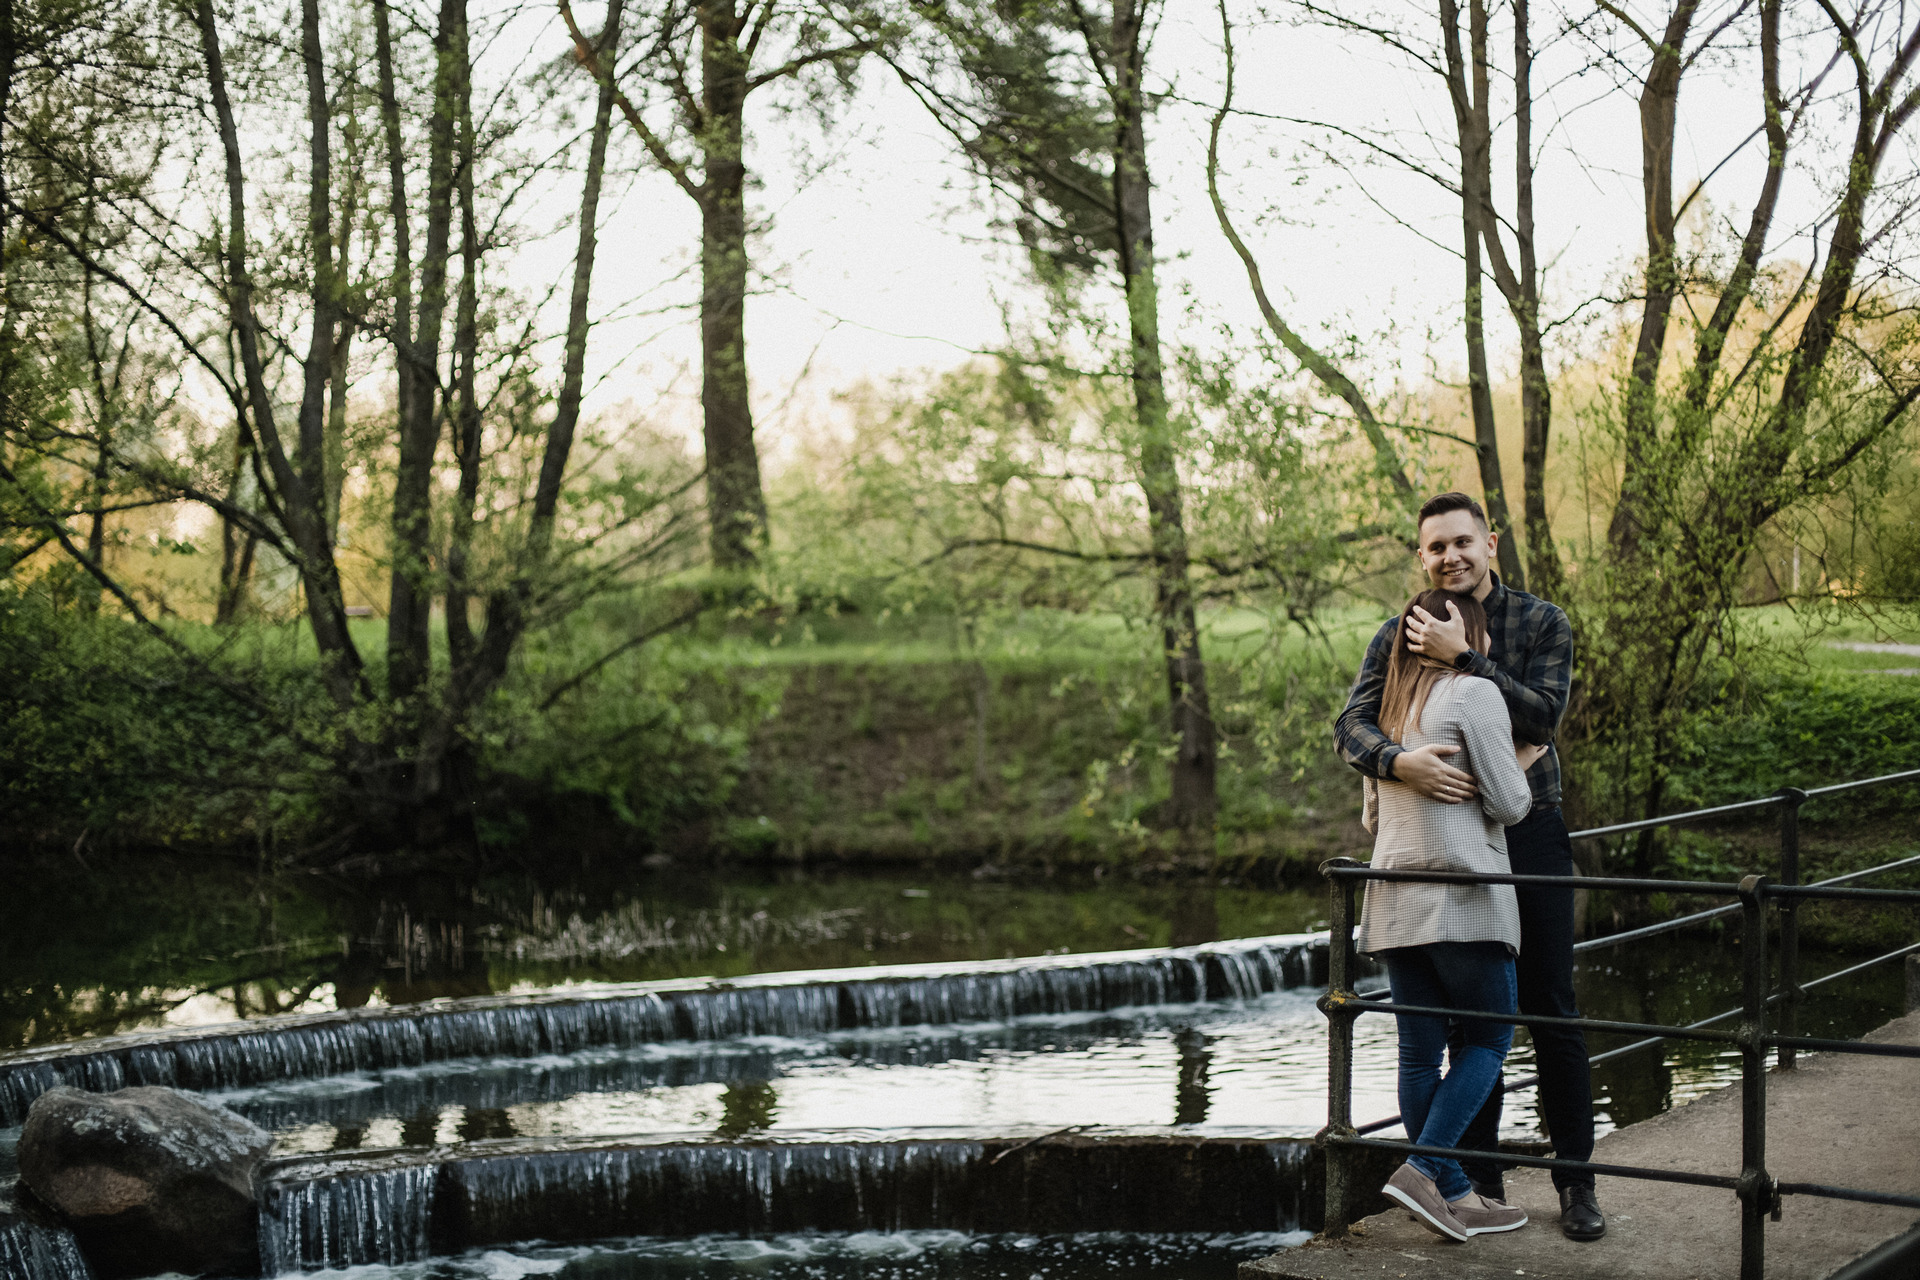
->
<box><xmin>1417</xmin><ymin>490</ymin><xmax>1490</xmax><ymax>532</ymax></box>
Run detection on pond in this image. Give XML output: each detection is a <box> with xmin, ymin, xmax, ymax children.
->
<box><xmin>0</xmin><ymin>852</ymin><xmax>1906</xmax><ymax>1280</ymax></box>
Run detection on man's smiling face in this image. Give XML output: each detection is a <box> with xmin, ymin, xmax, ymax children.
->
<box><xmin>1417</xmin><ymin>508</ymin><xmax>1497</xmax><ymax>598</ymax></box>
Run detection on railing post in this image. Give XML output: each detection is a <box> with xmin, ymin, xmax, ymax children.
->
<box><xmin>1738</xmin><ymin>874</ymin><xmax>1775</xmax><ymax>1280</ymax></box>
<box><xmin>1776</xmin><ymin>788</ymin><xmax>1807</xmax><ymax>1070</ymax></box>
<box><xmin>1318</xmin><ymin>857</ymin><xmax>1362</xmax><ymax>1238</ymax></box>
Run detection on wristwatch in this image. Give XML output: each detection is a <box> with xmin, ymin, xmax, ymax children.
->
<box><xmin>1453</xmin><ymin>648</ymin><xmax>1479</xmax><ymax>670</ymax></box>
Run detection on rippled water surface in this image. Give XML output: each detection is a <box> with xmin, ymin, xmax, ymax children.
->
<box><xmin>223</xmin><ymin>989</ymin><xmax>1409</xmax><ymax>1152</ymax></box>
<box><xmin>267</xmin><ymin>1230</ymin><xmax>1316</xmax><ymax>1280</ymax></box>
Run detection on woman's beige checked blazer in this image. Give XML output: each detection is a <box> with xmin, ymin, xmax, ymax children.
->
<box><xmin>1357</xmin><ymin>673</ymin><xmax>1534</xmax><ymax>956</ymax></box>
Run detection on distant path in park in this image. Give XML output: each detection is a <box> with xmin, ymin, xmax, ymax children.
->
<box><xmin>1831</xmin><ymin>641</ymin><xmax>1920</xmax><ymax>676</ymax></box>
<box><xmin>1243</xmin><ymin>1010</ymin><xmax>1920</xmax><ymax>1280</ymax></box>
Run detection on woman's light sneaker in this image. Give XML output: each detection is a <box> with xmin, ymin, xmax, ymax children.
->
<box><xmin>1450</xmin><ymin>1191</ymin><xmax>1529</xmax><ymax>1235</ymax></box>
<box><xmin>1381</xmin><ymin>1163</ymin><xmax>1470</xmax><ymax>1243</ymax></box>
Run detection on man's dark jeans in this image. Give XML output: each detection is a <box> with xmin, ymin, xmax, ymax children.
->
<box><xmin>1455</xmin><ymin>804</ymin><xmax>1596</xmax><ymax>1191</ymax></box>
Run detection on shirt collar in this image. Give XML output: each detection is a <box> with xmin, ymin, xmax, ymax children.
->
<box><xmin>1482</xmin><ymin>571</ymin><xmax>1509</xmax><ymax>612</ymax></box>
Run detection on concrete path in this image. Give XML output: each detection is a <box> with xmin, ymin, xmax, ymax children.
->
<box><xmin>1243</xmin><ymin>1011</ymin><xmax>1920</xmax><ymax>1280</ymax></box>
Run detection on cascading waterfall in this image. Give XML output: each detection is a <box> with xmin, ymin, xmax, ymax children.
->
<box><xmin>443</xmin><ymin>1139</ymin><xmax>986</xmax><ymax>1242</ymax></box>
<box><xmin>257</xmin><ymin>1163</ymin><xmax>438</xmax><ymax>1273</ymax></box>
<box><xmin>0</xmin><ymin>935</ymin><xmax>1322</xmax><ymax>1125</ymax></box>
<box><xmin>257</xmin><ymin>1132</ymin><xmax>1319</xmax><ymax>1272</ymax></box>
<box><xmin>0</xmin><ymin>1218</ymin><xmax>94</xmax><ymax>1280</ymax></box>
<box><xmin>1266</xmin><ymin>1135</ymin><xmax>1313</xmax><ymax>1229</ymax></box>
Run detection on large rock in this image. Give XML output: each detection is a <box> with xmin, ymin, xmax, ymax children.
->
<box><xmin>18</xmin><ymin>1085</ymin><xmax>272</xmax><ymax>1278</ymax></box>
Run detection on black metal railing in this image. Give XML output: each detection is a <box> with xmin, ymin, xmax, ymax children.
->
<box><xmin>1316</xmin><ymin>767</ymin><xmax>1920</xmax><ymax>1280</ymax></box>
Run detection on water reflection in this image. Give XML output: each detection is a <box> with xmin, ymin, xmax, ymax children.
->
<box><xmin>0</xmin><ymin>854</ymin><xmax>1324</xmax><ymax>1048</ymax></box>
<box><xmin>716</xmin><ymin>1079</ymin><xmax>780</xmax><ymax>1138</ymax></box>
<box><xmin>1173</xmin><ymin>1026</ymin><xmax>1212</xmax><ymax>1125</ymax></box>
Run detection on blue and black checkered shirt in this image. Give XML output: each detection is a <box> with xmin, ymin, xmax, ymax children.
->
<box><xmin>1334</xmin><ymin>573</ymin><xmax>1573</xmax><ymax>811</ymax></box>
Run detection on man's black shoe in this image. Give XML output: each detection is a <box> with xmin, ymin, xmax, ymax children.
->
<box><xmin>1559</xmin><ymin>1184</ymin><xmax>1606</xmax><ymax>1241</ymax></box>
<box><xmin>1470</xmin><ymin>1178</ymin><xmax>1506</xmax><ymax>1203</ymax></box>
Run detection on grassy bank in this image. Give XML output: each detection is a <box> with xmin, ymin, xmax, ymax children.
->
<box><xmin>5</xmin><ymin>590</ymin><xmax>1918</xmax><ymax>893</ymax></box>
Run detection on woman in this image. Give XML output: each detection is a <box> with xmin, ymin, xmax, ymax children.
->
<box><xmin>1359</xmin><ymin>587</ymin><xmax>1540</xmax><ymax>1242</ymax></box>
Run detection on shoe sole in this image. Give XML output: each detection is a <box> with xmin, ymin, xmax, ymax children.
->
<box><xmin>1381</xmin><ymin>1182</ymin><xmax>1470</xmax><ymax>1243</ymax></box>
<box><xmin>1461</xmin><ymin>1214</ymin><xmax>1529</xmax><ymax>1236</ymax></box>
<box><xmin>1561</xmin><ymin>1222</ymin><xmax>1606</xmax><ymax>1242</ymax></box>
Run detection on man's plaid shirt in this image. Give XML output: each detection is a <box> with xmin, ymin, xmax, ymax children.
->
<box><xmin>1334</xmin><ymin>573</ymin><xmax>1573</xmax><ymax>811</ymax></box>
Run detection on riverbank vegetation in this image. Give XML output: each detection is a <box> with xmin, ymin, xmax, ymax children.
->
<box><xmin>2</xmin><ymin>0</ymin><xmax>1919</xmax><ymax>894</ymax></box>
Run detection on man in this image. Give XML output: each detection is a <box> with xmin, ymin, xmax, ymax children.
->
<box><xmin>1333</xmin><ymin>491</ymin><xmax>1604</xmax><ymax>1242</ymax></box>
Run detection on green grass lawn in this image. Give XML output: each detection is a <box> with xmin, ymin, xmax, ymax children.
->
<box><xmin>1729</xmin><ymin>604</ymin><xmax>1920</xmax><ymax>676</ymax></box>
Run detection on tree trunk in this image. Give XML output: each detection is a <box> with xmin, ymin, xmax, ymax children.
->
<box><xmin>387</xmin><ymin>0</ymin><xmax>463</xmax><ymax>706</ymax></box>
<box><xmin>1112</xmin><ymin>0</ymin><xmax>1214</xmax><ymax>833</ymax></box>
<box><xmin>372</xmin><ymin>0</ymin><xmax>414</xmax><ymax>577</ymax></box>
<box><xmin>194</xmin><ymin>0</ymin><xmax>361</xmax><ymax>706</ymax></box>
<box><xmin>1443</xmin><ymin>0</ymin><xmax>1523</xmax><ymax>588</ymax></box>
<box><xmin>1679</xmin><ymin>4</ymin><xmax>1782</xmax><ymax>450</ymax></box>
<box><xmin>1509</xmin><ymin>0</ymin><xmax>1559</xmax><ymax>597</ymax></box>
<box><xmin>444</xmin><ymin>43</ymin><xmax>484</xmax><ymax>675</ymax></box>
<box><xmin>702</xmin><ymin>0</ymin><xmax>768</xmax><ymax>571</ymax></box>
<box><xmin>215</xmin><ymin>408</ymin><xmax>256</xmax><ymax>625</ymax></box>
<box><xmin>326</xmin><ymin>323</ymin><xmax>352</xmax><ymax>544</ymax></box>
<box><xmin>325</xmin><ymin>115</ymin><xmax>363</xmax><ymax>547</ymax></box>
<box><xmin>0</xmin><ymin>0</ymin><xmax>14</xmax><ymax>320</ymax></box>
<box><xmin>1605</xmin><ymin>1</ymin><xmax>1699</xmax><ymax>558</ymax></box>
<box><xmin>698</xmin><ymin>2</ymin><xmax>768</xmax><ymax>570</ymax></box>
<box><xmin>297</xmin><ymin>0</ymin><xmax>337</xmax><ymax>548</ymax></box>
<box><xmin>79</xmin><ymin>271</ymin><xmax>109</xmax><ymax>615</ymax></box>
<box><xmin>472</xmin><ymin>0</ymin><xmax>625</xmax><ymax>692</ymax></box>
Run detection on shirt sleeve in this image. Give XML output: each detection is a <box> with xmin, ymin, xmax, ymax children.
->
<box><xmin>1458</xmin><ymin>601</ymin><xmax>1572</xmax><ymax>746</ymax></box>
<box><xmin>1458</xmin><ymin>677</ymin><xmax>1534</xmax><ymax>827</ymax></box>
<box><xmin>1334</xmin><ymin>618</ymin><xmax>1404</xmax><ymax>780</ymax></box>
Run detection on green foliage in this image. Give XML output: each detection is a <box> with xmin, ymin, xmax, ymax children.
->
<box><xmin>489</xmin><ymin>612</ymin><xmax>785</xmax><ymax>839</ymax></box>
<box><xmin>1665</xmin><ymin>670</ymin><xmax>1920</xmax><ymax>816</ymax></box>
<box><xmin>0</xmin><ymin>585</ymin><xmax>335</xmax><ymax>844</ymax></box>
<box><xmin>0</xmin><ymin>580</ymin><xmax>782</xmax><ymax>852</ymax></box>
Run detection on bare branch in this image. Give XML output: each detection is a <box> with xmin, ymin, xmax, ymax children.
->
<box><xmin>1207</xmin><ymin>0</ymin><xmax>1413</xmax><ymax>503</ymax></box>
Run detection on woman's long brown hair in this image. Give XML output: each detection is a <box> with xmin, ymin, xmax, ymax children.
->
<box><xmin>1378</xmin><ymin>588</ymin><xmax>1491</xmax><ymax>742</ymax></box>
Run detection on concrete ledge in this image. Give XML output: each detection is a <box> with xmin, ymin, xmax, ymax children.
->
<box><xmin>1242</xmin><ymin>1011</ymin><xmax>1920</xmax><ymax>1280</ymax></box>
<box><xmin>260</xmin><ymin>1125</ymin><xmax>1361</xmax><ymax>1272</ymax></box>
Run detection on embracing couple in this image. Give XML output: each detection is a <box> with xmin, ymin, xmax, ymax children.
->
<box><xmin>1333</xmin><ymin>491</ymin><xmax>1605</xmax><ymax>1246</ymax></box>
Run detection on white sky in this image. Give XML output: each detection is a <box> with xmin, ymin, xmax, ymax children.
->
<box><xmin>475</xmin><ymin>0</ymin><xmax>1834</xmax><ymax>473</ymax></box>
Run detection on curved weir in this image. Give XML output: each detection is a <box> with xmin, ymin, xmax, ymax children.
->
<box><xmin>256</xmin><ymin>1128</ymin><xmax>1343</xmax><ymax>1273</ymax></box>
<box><xmin>0</xmin><ymin>935</ymin><xmax>1322</xmax><ymax>1126</ymax></box>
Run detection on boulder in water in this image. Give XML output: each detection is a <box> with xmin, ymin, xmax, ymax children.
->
<box><xmin>18</xmin><ymin>1085</ymin><xmax>271</xmax><ymax>1278</ymax></box>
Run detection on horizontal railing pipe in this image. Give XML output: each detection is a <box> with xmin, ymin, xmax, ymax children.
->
<box><xmin>1573</xmin><ymin>902</ymin><xmax>1742</xmax><ymax>951</ymax></box>
<box><xmin>1332</xmin><ymin>1138</ymin><xmax>1920</xmax><ymax>1212</ymax></box>
<box><xmin>1766</xmin><ymin>884</ymin><xmax>1920</xmax><ymax>903</ymax></box>
<box><xmin>1566</xmin><ymin>796</ymin><xmax>1785</xmax><ymax>841</ymax></box>
<box><xmin>1325</xmin><ymin>867</ymin><xmax>1744</xmax><ymax>895</ymax></box>
<box><xmin>1801</xmin><ymin>767</ymin><xmax>1920</xmax><ymax>799</ymax></box>
<box><xmin>1794</xmin><ymin>941</ymin><xmax>1920</xmax><ymax>996</ymax></box>
<box><xmin>1334</xmin><ymin>997</ymin><xmax>1742</xmax><ymax>1044</ymax></box>
<box><xmin>1764</xmin><ymin>1035</ymin><xmax>1920</xmax><ymax>1059</ymax></box>
<box><xmin>1331</xmin><ymin>1136</ymin><xmax>1743</xmax><ymax>1191</ymax></box>
<box><xmin>1811</xmin><ymin>854</ymin><xmax>1920</xmax><ymax>888</ymax></box>
<box><xmin>1774</xmin><ymin>1180</ymin><xmax>1920</xmax><ymax>1211</ymax></box>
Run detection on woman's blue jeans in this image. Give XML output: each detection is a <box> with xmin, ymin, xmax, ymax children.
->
<box><xmin>1381</xmin><ymin>941</ymin><xmax>1517</xmax><ymax>1201</ymax></box>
